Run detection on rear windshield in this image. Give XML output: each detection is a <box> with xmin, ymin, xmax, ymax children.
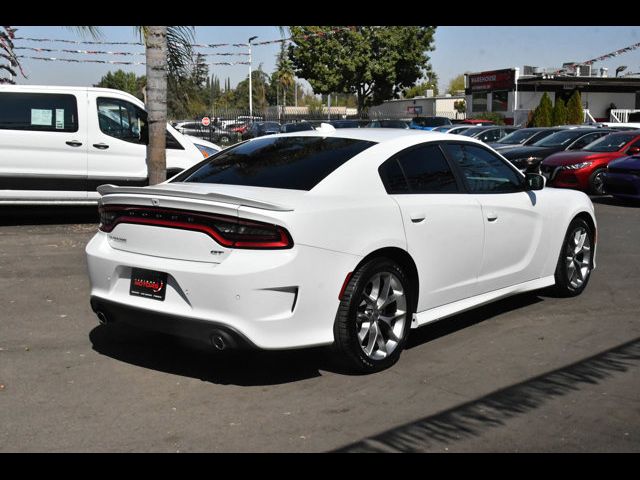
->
<box><xmin>533</xmin><ymin>130</ymin><xmax>589</xmax><ymax>147</ymax></box>
<box><xmin>177</xmin><ymin>136</ymin><xmax>376</xmax><ymax>190</ymax></box>
<box><xmin>497</xmin><ymin>129</ymin><xmax>540</xmax><ymax>145</ymax></box>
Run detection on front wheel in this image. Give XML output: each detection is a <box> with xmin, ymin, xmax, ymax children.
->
<box><xmin>553</xmin><ymin>218</ymin><xmax>594</xmax><ymax>297</ymax></box>
<box><xmin>588</xmin><ymin>168</ymin><xmax>606</xmax><ymax>195</ymax></box>
<box><xmin>332</xmin><ymin>258</ymin><xmax>414</xmax><ymax>374</ymax></box>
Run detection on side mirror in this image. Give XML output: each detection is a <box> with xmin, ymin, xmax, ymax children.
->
<box><xmin>627</xmin><ymin>146</ymin><xmax>640</xmax><ymax>155</ymax></box>
<box><xmin>524</xmin><ymin>173</ymin><xmax>545</xmax><ymax>191</ymax></box>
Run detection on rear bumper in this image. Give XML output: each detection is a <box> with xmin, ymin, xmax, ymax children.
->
<box><xmin>86</xmin><ymin>231</ymin><xmax>361</xmax><ymax>350</ymax></box>
<box><xmin>90</xmin><ymin>296</ymin><xmax>256</xmax><ymax>349</ymax></box>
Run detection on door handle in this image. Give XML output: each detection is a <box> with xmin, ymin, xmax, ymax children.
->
<box><xmin>93</xmin><ymin>143</ymin><xmax>110</xmax><ymax>150</ymax></box>
<box><xmin>65</xmin><ymin>140</ymin><xmax>83</xmax><ymax>147</ymax></box>
<box><xmin>487</xmin><ymin>211</ymin><xmax>499</xmax><ymax>222</ymax></box>
<box><xmin>410</xmin><ymin>213</ymin><xmax>426</xmax><ymax>223</ymax></box>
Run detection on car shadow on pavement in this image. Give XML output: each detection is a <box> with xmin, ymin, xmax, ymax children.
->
<box><xmin>89</xmin><ymin>322</ymin><xmax>328</xmax><ymax>386</ymax></box>
<box><xmin>406</xmin><ymin>291</ymin><xmax>545</xmax><ymax>349</ymax></box>
<box><xmin>591</xmin><ymin>196</ymin><xmax>640</xmax><ymax>208</ymax></box>
<box><xmin>0</xmin><ymin>206</ymin><xmax>99</xmax><ymax>226</ymax></box>
<box><xmin>333</xmin><ymin>336</ymin><xmax>640</xmax><ymax>452</ymax></box>
<box><xmin>89</xmin><ymin>291</ymin><xmax>548</xmax><ymax>386</ymax></box>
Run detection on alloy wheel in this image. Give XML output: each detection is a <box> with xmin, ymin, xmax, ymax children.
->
<box><xmin>356</xmin><ymin>272</ymin><xmax>407</xmax><ymax>360</ymax></box>
<box><xmin>565</xmin><ymin>226</ymin><xmax>592</xmax><ymax>289</ymax></box>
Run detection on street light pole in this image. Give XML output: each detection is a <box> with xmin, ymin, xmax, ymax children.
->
<box><xmin>248</xmin><ymin>36</ymin><xmax>258</xmax><ymax>119</ymax></box>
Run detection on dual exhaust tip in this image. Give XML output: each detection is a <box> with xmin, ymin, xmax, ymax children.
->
<box><xmin>95</xmin><ymin>310</ymin><xmax>235</xmax><ymax>352</ymax></box>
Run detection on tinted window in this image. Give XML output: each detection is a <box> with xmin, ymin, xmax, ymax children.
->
<box><xmin>533</xmin><ymin>130</ymin><xmax>590</xmax><ymax>147</ymax></box>
<box><xmin>281</xmin><ymin>123</ymin><xmax>314</xmax><ymax>133</ymax></box>
<box><xmin>444</xmin><ymin>144</ymin><xmax>522</xmax><ymax>193</ymax></box>
<box><xmin>97</xmin><ymin>97</ymin><xmax>147</xmax><ymax>144</ymax></box>
<box><xmin>569</xmin><ymin>132</ymin><xmax>608</xmax><ymax>150</ymax></box>
<box><xmin>379</xmin><ymin>158</ymin><xmax>410</xmax><ymax>194</ymax></box>
<box><xmin>412</xmin><ymin>117</ymin><xmax>451</xmax><ymax>127</ymax></box>
<box><xmin>0</xmin><ymin>92</ymin><xmax>78</xmax><ymax>132</ymax></box>
<box><xmin>477</xmin><ymin>129</ymin><xmax>502</xmax><ymax>142</ymax></box>
<box><xmin>179</xmin><ymin>136</ymin><xmax>375</xmax><ymax>191</ymax></box>
<box><xmin>584</xmin><ymin>133</ymin><xmax>639</xmax><ymax>152</ymax></box>
<box><xmin>497</xmin><ymin>129</ymin><xmax>540</xmax><ymax>145</ymax></box>
<box><xmin>396</xmin><ymin>144</ymin><xmax>458</xmax><ymax>193</ymax></box>
<box><xmin>166</xmin><ymin>130</ymin><xmax>184</xmax><ymax>150</ymax></box>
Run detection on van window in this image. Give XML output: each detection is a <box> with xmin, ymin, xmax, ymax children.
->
<box><xmin>97</xmin><ymin>97</ymin><xmax>148</xmax><ymax>145</ymax></box>
<box><xmin>0</xmin><ymin>92</ymin><xmax>78</xmax><ymax>132</ymax></box>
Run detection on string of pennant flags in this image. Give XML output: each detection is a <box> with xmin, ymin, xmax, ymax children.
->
<box><xmin>13</xmin><ymin>26</ymin><xmax>356</xmax><ymax>49</ymax></box>
<box><xmin>15</xmin><ymin>55</ymin><xmax>250</xmax><ymax>66</ymax></box>
<box><xmin>3</xmin><ymin>26</ymin><xmax>357</xmax><ymax>74</ymax></box>
<box><xmin>552</xmin><ymin>41</ymin><xmax>640</xmax><ymax>75</ymax></box>
<box><xmin>14</xmin><ymin>46</ymin><xmax>250</xmax><ymax>57</ymax></box>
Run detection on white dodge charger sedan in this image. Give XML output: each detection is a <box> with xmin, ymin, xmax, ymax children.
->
<box><xmin>86</xmin><ymin>127</ymin><xmax>596</xmax><ymax>373</ymax></box>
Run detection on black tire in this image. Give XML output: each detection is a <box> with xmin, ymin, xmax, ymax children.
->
<box><xmin>553</xmin><ymin>217</ymin><xmax>594</xmax><ymax>297</ymax></box>
<box><xmin>588</xmin><ymin>168</ymin><xmax>606</xmax><ymax>195</ymax></box>
<box><xmin>332</xmin><ymin>257</ymin><xmax>414</xmax><ymax>374</ymax></box>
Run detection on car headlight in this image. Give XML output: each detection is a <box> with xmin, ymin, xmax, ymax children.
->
<box><xmin>563</xmin><ymin>161</ymin><xmax>593</xmax><ymax>170</ymax></box>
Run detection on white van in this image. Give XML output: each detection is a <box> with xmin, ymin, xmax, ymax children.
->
<box><xmin>0</xmin><ymin>85</ymin><xmax>218</xmax><ymax>205</ymax></box>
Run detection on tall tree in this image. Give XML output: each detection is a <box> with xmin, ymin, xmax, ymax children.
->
<box><xmin>533</xmin><ymin>92</ymin><xmax>553</xmax><ymax>127</ymax></box>
<box><xmin>552</xmin><ymin>98</ymin><xmax>568</xmax><ymax>126</ymax></box>
<box><xmin>273</xmin><ymin>42</ymin><xmax>295</xmax><ymax>107</ymax></box>
<box><xmin>95</xmin><ymin>70</ymin><xmax>146</xmax><ymax>100</ymax></box>
<box><xmin>404</xmin><ymin>72</ymin><xmax>439</xmax><ymax>98</ymax></box>
<box><xmin>447</xmin><ymin>73</ymin><xmax>466</xmax><ymax>94</ymax></box>
<box><xmin>567</xmin><ymin>91</ymin><xmax>584</xmax><ymax>125</ymax></box>
<box><xmin>288</xmin><ymin>26</ymin><xmax>437</xmax><ymax>114</ymax></box>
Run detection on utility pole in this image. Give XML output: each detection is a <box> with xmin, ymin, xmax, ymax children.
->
<box><xmin>248</xmin><ymin>36</ymin><xmax>258</xmax><ymax>119</ymax></box>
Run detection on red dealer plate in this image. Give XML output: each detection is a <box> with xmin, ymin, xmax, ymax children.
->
<box><xmin>130</xmin><ymin>268</ymin><xmax>168</xmax><ymax>301</ymax></box>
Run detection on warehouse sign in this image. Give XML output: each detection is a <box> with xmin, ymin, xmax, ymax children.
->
<box><xmin>468</xmin><ymin>69</ymin><xmax>515</xmax><ymax>92</ymax></box>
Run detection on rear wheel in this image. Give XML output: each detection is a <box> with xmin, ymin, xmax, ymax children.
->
<box><xmin>553</xmin><ymin>218</ymin><xmax>594</xmax><ymax>297</ymax></box>
<box><xmin>588</xmin><ymin>168</ymin><xmax>606</xmax><ymax>195</ymax></box>
<box><xmin>333</xmin><ymin>258</ymin><xmax>414</xmax><ymax>374</ymax></box>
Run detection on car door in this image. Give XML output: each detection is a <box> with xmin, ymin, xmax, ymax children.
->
<box><xmin>0</xmin><ymin>90</ymin><xmax>88</xmax><ymax>200</ymax></box>
<box><xmin>380</xmin><ymin>143</ymin><xmax>485</xmax><ymax>311</ymax></box>
<box><xmin>442</xmin><ymin>143</ymin><xmax>548</xmax><ymax>294</ymax></box>
<box><xmin>87</xmin><ymin>93</ymin><xmax>149</xmax><ymax>191</ymax></box>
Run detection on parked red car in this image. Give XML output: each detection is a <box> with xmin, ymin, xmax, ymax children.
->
<box><xmin>460</xmin><ymin>119</ymin><xmax>495</xmax><ymax>125</ymax></box>
<box><xmin>540</xmin><ymin>131</ymin><xmax>640</xmax><ymax>195</ymax></box>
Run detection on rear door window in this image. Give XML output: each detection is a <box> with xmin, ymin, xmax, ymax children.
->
<box><xmin>0</xmin><ymin>92</ymin><xmax>78</xmax><ymax>132</ymax></box>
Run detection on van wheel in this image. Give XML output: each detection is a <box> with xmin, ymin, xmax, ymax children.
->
<box><xmin>332</xmin><ymin>258</ymin><xmax>413</xmax><ymax>374</ymax></box>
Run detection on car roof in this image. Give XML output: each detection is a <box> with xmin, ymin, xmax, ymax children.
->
<box><xmin>263</xmin><ymin>127</ymin><xmax>487</xmax><ymax>147</ymax></box>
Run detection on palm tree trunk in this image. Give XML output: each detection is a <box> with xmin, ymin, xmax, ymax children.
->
<box><xmin>145</xmin><ymin>26</ymin><xmax>168</xmax><ymax>185</ymax></box>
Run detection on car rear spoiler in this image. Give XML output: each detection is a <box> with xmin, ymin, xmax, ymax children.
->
<box><xmin>97</xmin><ymin>184</ymin><xmax>294</xmax><ymax>212</ymax></box>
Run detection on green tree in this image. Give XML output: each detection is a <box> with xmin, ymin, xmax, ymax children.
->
<box><xmin>447</xmin><ymin>73</ymin><xmax>466</xmax><ymax>94</ymax></box>
<box><xmin>566</xmin><ymin>91</ymin><xmax>584</xmax><ymax>125</ymax></box>
<box><xmin>552</xmin><ymin>98</ymin><xmax>568</xmax><ymax>126</ymax></box>
<box><xmin>454</xmin><ymin>99</ymin><xmax>466</xmax><ymax>117</ymax></box>
<box><xmin>273</xmin><ymin>43</ymin><xmax>296</xmax><ymax>107</ymax></box>
<box><xmin>234</xmin><ymin>67</ymin><xmax>271</xmax><ymax>111</ymax></box>
<box><xmin>288</xmin><ymin>26</ymin><xmax>437</xmax><ymax>114</ymax></box>
<box><xmin>95</xmin><ymin>70</ymin><xmax>146</xmax><ymax>100</ymax></box>
<box><xmin>533</xmin><ymin>92</ymin><xmax>553</xmax><ymax>127</ymax></box>
<box><xmin>403</xmin><ymin>72</ymin><xmax>439</xmax><ymax>98</ymax></box>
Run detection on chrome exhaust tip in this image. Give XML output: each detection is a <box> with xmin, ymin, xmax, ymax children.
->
<box><xmin>96</xmin><ymin>311</ymin><xmax>109</xmax><ymax>325</ymax></box>
<box><xmin>211</xmin><ymin>335</ymin><xmax>226</xmax><ymax>351</ymax></box>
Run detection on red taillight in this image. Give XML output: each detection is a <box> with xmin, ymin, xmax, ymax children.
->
<box><xmin>99</xmin><ymin>205</ymin><xmax>293</xmax><ymax>249</ymax></box>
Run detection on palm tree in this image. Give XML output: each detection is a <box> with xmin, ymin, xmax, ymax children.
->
<box><xmin>274</xmin><ymin>43</ymin><xmax>295</xmax><ymax>109</ymax></box>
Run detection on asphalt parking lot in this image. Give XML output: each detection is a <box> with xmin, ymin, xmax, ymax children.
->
<box><xmin>0</xmin><ymin>198</ymin><xmax>639</xmax><ymax>452</ymax></box>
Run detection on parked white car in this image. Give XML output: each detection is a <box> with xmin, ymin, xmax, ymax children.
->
<box><xmin>86</xmin><ymin>128</ymin><xmax>597</xmax><ymax>373</ymax></box>
<box><xmin>0</xmin><ymin>85</ymin><xmax>213</xmax><ymax>204</ymax></box>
